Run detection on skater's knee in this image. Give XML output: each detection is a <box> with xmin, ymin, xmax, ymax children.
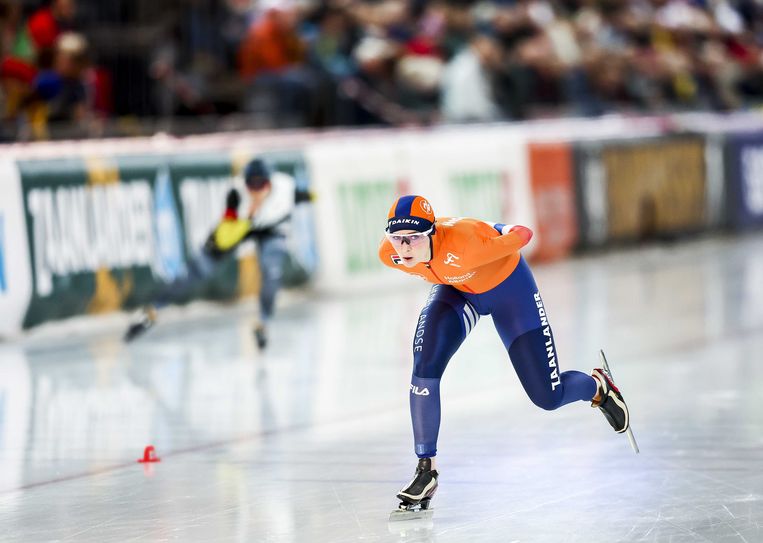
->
<box><xmin>530</xmin><ymin>393</ymin><xmax>563</xmax><ymax>411</ymax></box>
<box><xmin>413</xmin><ymin>359</ymin><xmax>445</xmax><ymax>379</ymax></box>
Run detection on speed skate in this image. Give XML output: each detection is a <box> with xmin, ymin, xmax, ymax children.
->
<box><xmin>597</xmin><ymin>349</ymin><xmax>640</xmax><ymax>454</ymax></box>
<box><xmin>389</xmin><ymin>457</ymin><xmax>438</xmax><ymax>522</ymax></box>
<box><xmin>389</xmin><ymin>499</ymin><xmax>434</xmax><ymax>522</ymax></box>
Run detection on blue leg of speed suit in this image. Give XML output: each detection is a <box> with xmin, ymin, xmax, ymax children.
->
<box><xmin>256</xmin><ymin>234</ymin><xmax>288</xmax><ymax>322</ymax></box>
<box><xmin>482</xmin><ymin>257</ymin><xmax>597</xmax><ymax>411</ymax></box>
<box><xmin>410</xmin><ymin>285</ymin><xmax>475</xmax><ymax>458</ymax></box>
<box><xmin>154</xmin><ymin>248</ymin><xmax>218</xmax><ymax>308</ymax></box>
<box><xmin>409</xmin><ymin>256</ymin><xmax>597</xmax><ymax>458</ymax></box>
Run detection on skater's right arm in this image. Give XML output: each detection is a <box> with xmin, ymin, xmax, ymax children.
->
<box><xmin>462</xmin><ymin>224</ymin><xmax>533</xmax><ymax>267</ymax></box>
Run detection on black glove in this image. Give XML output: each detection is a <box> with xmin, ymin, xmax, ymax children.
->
<box><xmin>294</xmin><ymin>189</ymin><xmax>313</xmax><ymax>204</ymax></box>
<box><xmin>225</xmin><ymin>188</ymin><xmax>241</xmax><ymax>213</ymax></box>
<box><xmin>245</xmin><ymin>226</ymin><xmax>276</xmax><ymax>242</ymax></box>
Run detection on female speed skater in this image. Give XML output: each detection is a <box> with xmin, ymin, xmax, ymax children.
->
<box><xmin>379</xmin><ymin>195</ymin><xmax>630</xmax><ymax>513</ymax></box>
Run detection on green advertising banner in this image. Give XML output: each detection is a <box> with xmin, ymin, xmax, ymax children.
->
<box><xmin>18</xmin><ymin>150</ymin><xmax>314</xmax><ymax>329</ymax></box>
<box><xmin>448</xmin><ymin>171</ymin><xmax>506</xmax><ymax>221</ymax></box>
<box><xmin>337</xmin><ymin>180</ymin><xmax>398</xmax><ymax>273</ymax></box>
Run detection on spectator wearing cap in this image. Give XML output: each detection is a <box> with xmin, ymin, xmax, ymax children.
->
<box><xmin>24</xmin><ymin>31</ymin><xmax>90</xmax><ymax>138</ymax></box>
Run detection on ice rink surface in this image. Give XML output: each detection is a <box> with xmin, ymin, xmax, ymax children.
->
<box><xmin>1</xmin><ymin>234</ymin><xmax>763</xmax><ymax>542</ymax></box>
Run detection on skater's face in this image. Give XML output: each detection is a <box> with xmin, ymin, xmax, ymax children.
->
<box><xmin>386</xmin><ymin>228</ymin><xmax>432</xmax><ymax>267</ymax></box>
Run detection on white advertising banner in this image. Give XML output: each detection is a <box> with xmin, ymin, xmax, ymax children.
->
<box><xmin>307</xmin><ymin>135</ymin><xmax>413</xmax><ymax>290</ymax></box>
<box><xmin>0</xmin><ymin>160</ymin><xmax>32</xmax><ymax>337</ymax></box>
<box><xmin>306</xmin><ymin>127</ymin><xmax>538</xmax><ymax>290</ymax></box>
<box><xmin>407</xmin><ymin>126</ymin><xmax>538</xmax><ymax>253</ymax></box>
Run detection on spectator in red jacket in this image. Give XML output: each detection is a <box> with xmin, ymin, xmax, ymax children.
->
<box><xmin>27</xmin><ymin>0</ymin><xmax>76</xmax><ymax>51</ymax></box>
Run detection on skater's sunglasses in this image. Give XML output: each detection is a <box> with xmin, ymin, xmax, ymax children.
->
<box><xmin>384</xmin><ymin>227</ymin><xmax>434</xmax><ymax>247</ymax></box>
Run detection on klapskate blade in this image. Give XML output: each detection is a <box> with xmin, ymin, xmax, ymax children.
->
<box><xmin>599</xmin><ymin>350</ymin><xmax>640</xmax><ymax>454</ymax></box>
<box><xmin>388</xmin><ymin>508</ymin><xmax>434</xmax><ymax>523</ymax></box>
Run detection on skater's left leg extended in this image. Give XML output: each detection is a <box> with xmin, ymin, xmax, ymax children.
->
<box><xmin>504</xmin><ymin>325</ymin><xmax>598</xmax><ymax>410</ymax></box>
<box><xmin>487</xmin><ymin>259</ymin><xmax>598</xmax><ymax>410</ymax></box>
<box><xmin>487</xmin><ymin>259</ymin><xmax>629</xmax><ymax>430</ymax></box>
<box><xmin>398</xmin><ymin>285</ymin><xmax>474</xmax><ymax>507</ymax></box>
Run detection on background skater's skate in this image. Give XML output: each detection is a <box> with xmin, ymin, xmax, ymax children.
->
<box><xmin>594</xmin><ymin>350</ymin><xmax>640</xmax><ymax>454</ymax></box>
<box><xmin>124</xmin><ymin>306</ymin><xmax>157</xmax><ymax>342</ymax></box>
<box><xmin>389</xmin><ymin>458</ymin><xmax>438</xmax><ymax>522</ymax></box>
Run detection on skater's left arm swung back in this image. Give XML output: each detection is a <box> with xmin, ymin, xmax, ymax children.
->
<box><xmin>205</xmin><ymin>188</ymin><xmax>251</xmax><ymax>258</ymax></box>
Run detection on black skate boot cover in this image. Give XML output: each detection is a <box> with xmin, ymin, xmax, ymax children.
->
<box><xmin>592</xmin><ymin>368</ymin><xmax>629</xmax><ymax>433</ymax></box>
<box><xmin>397</xmin><ymin>458</ymin><xmax>439</xmax><ymax>505</ymax></box>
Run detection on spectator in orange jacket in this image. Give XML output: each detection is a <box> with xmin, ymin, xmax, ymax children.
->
<box><xmin>238</xmin><ymin>1</ymin><xmax>305</xmax><ymax>79</ymax></box>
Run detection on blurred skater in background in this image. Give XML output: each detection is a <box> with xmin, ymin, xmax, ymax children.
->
<box><xmin>125</xmin><ymin>157</ymin><xmax>309</xmax><ymax>350</ymax></box>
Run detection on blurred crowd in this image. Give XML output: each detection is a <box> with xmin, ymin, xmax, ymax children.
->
<box><xmin>2</xmin><ymin>0</ymin><xmax>763</xmax><ymax>140</ymax></box>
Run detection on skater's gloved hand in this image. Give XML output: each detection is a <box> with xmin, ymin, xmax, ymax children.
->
<box><xmin>245</xmin><ymin>226</ymin><xmax>276</xmax><ymax>242</ymax></box>
<box><xmin>500</xmin><ymin>224</ymin><xmax>533</xmax><ymax>245</ymax></box>
<box><xmin>223</xmin><ymin>188</ymin><xmax>241</xmax><ymax>220</ymax></box>
<box><xmin>294</xmin><ymin>189</ymin><xmax>314</xmax><ymax>204</ymax></box>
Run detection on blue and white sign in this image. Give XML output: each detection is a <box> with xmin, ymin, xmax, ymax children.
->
<box><xmin>152</xmin><ymin>166</ymin><xmax>187</xmax><ymax>283</ymax></box>
<box><xmin>0</xmin><ymin>214</ymin><xmax>6</xmax><ymax>293</ymax></box>
<box><xmin>0</xmin><ymin>159</ymin><xmax>33</xmax><ymax>337</ymax></box>
<box><xmin>726</xmin><ymin>132</ymin><xmax>763</xmax><ymax>228</ymax></box>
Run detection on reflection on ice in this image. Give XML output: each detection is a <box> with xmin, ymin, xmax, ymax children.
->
<box><xmin>0</xmin><ymin>235</ymin><xmax>762</xmax><ymax>542</ymax></box>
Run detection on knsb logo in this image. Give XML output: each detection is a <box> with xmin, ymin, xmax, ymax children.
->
<box><xmin>419</xmin><ymin>199</ymin><xmax>432</xmax><ymax>215</ymax></box>
<box><xmin>410</xmin><ymin>384</ymin><xmax>429</xmax><ymax>396</ymax></box>
<box><xmin>0</xmin><ymin>213</ymin><xmax>6</xmax><ymax>293</ymax></box>
<box><xmin>444</xmin><ymin>252</ymin><xmax>461</xmax><ymax>267</ymax></box>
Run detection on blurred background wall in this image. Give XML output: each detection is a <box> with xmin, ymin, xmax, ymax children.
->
<box><xmin>3</xmin><ymin>0</ymin><xmax>763</xmax><ymax>140</ymax></box>
<box><xmin>1</xmin><ymin>0</ymin><xmax>763</xmax><ymax>335</ymax></box>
